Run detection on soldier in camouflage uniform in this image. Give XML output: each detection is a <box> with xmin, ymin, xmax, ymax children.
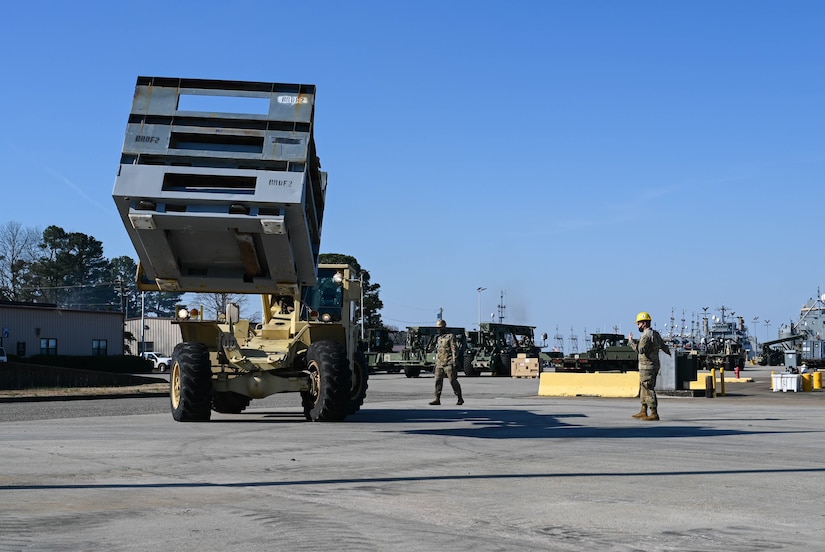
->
<box><xmin>429</xmin><ymin>319</ymin><xmax>464</xmax><ymax>406</ymax></box>
<box><xmin>628</xmin><ymin>311</ymin><xmax>670</xmax><ymax>421</ymax></box>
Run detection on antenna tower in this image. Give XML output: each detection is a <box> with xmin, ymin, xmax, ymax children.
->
<box><xmin>553</xmin><ymin>325</ymin><xmax>565</xmax><ymax>353</ymax></box>
<box><xmin>496</xmin><ymin>290</ymin><xmax>506</xmax><ymax>323</ymax></box>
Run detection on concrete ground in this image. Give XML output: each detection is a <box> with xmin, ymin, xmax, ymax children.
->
<box><xmin>1</xmin><ymin>366</ymin><xmax>823</xmax><ymax>551</ymax></box>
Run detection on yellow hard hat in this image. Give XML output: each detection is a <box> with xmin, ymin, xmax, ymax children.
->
<box><xmin>635</xmin><ymin>311</ymin><xmax>652</xmax><ymax>323</ymax></box>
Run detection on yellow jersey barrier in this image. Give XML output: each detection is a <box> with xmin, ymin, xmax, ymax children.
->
<box><xmin>538</xmin><ymin>372</ymin><xmax>639</xmax><ymax>397</ymax></box>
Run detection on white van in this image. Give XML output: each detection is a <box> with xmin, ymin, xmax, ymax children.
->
<box><xmin>0</xmin><ymin>346</ymin><xmax>7</xmax><ymax>364</ymax></box>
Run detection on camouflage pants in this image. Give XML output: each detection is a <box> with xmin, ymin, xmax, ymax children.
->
<box><xmin>434</xmin><ymin>364</ymin><xmax>462</xmax><ymax>398</ymax></box>
<box><xmin>639</xmin><ymin>367</ymin><xmax>658</xmax><ymax>409</ymax></box>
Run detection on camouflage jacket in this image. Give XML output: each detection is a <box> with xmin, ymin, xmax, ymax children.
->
<box><xmin>630</xmin><ymin>328</ymin><xmax>671</xmax><ymax>369</ymax></box>
<box><xmin>435</xmin><ymin>332</ymin><xmax>458</xmax><ymax>368</ymax></box>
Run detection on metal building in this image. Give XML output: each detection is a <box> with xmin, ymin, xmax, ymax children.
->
<box><xmin>0</xmin><ymin>301</ymin><xmax>124</xmax><ymax>358</ymax></box>
<box><xmin>124</xmin><ymin>317</ymin><xmax>181</xmax><ymax>357</ymax></box>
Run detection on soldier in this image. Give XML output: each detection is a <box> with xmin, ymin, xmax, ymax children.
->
<box><xmin>429</xmin><ymin>319</ymin><xmax>464</xmax><ymax>406</ymax></box>
<box><xmin>628</xmin><ymin>311</ymin><xmax>671</xmax><ymax>421</ymax></box>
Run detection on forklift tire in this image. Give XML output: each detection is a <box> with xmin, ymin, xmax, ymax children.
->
<box><xmin>348</xmin><ymin>351</ymin><xmax>369</xmax><ymax>415</ymax></box>
<box><xmin>170</xmin><ymin>342</ymin><xmax>213</xmax><ymax>422</ymax></box>
<box><xmin>212</xmin><ymin>391</ymin><xmax>251</xmax><ymax>414</ymax></box>
<box><xmin>301</xmin><ymin>340</ymin><xmax>351</xmax><ymax>422</ymax></box>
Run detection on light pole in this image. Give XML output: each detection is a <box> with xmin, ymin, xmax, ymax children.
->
<box><xmin>476</xmin><ymin>287</ymin><xmax>486</xmax><ymax>331</ymax></box>
<box><xmin>140</xmin><ymin>291</ymin><xmax>146</xmax><ymax>354</ymax></box>
<box><xmin>764</xmin><ymin>319</ymin><xmax>771</xmax><ymax>340</ymax></box>
<box><xmin>752</xmin><ymin>316</ymin><xmax>759</xmax><ymax>348</ymax></box>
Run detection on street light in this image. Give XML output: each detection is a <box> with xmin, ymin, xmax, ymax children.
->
<box><xmin>764</xmin><ymin>319</ymin><xmax>771</xmax><ymax>340</ymax></box>
<box><xmin>752</xmin><ymin>316</ymin><xmax>759</xmax><ymax>347</ymax></box>
<box><xmin>476</xmin><ymin>287</ymin><xmax>486</xmax><ymax>331</ymax></box>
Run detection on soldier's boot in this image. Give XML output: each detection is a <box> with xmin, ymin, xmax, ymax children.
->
<box><xmin>631</xmin><ymin>405</ymin><xmax>648</xmax><ymax>419</ymax></box>
<box><xmin>642</xmin><ymin>408</ymin><xmax>659</xmax><ymax>421</ymax></box>
<box><xmin>429</xmin><ymin>395</ymin><xmax>441</xmax><ymax>406</ymax></box>
<box><xmin>456</xmin><ymin>395</ymin><xmax>464</xmax><ymax>406</ymax></box>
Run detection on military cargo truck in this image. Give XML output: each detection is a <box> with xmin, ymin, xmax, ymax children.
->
<box><xmin>464</xmin><ymin>323</ymin><xmax>541</xmax><ymax>376</ymax></box>
<box><xmin>364</xmin><ymin>326</ymin><xmax>467</xmax><ymax>378</ymax></box>
<box><xmin>362</xmin><ymin>328</ymin><xmax>402</xmax><ymax>373</ymax></box>
<box><xmin>112</xmin><ymin>76</ymin><xmax>367</xmax><ymax>422</ymax></box>
<box><xmin>552</xmin><ymin>333</ymin><xmax>637</xmax><ymax>373</ymax></box>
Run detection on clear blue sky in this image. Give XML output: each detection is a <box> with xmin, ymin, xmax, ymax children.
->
<box><xmin>1</xmin><ymin>1</ymin><xmax>822</xmax><ymax>347</ymax></box>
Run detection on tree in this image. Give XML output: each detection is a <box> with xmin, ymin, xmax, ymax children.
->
<box><xmin>142</xmin><ymin>290</ymin><xmax>186</xmax><ymax>318</ymax></box>
<box><xmin>106</xmin><ymin>256</ymin><xmax>184</xmax><ymax>317</ymax></box>
<box><xmin>191</xmin><ymin>292</ymin><xmax>250</xmax><ymax>321</ymax></box>
<box><xmin>108</xmin><ymin>256</ymin><xmax>142</xmax><ymax>317</ymax></box>
<box><xmin>0</xmin><ymin>221</ymin><xmax>40</xmax><ymax>301</ymax></box>
<box><xmin>26</xmin><ymin>225</ymin><xmax>112</xmax><ymax>308</ymax></box>
<box><xmin>318</xmin><ymin>253</ymin><xmax>384</xmax><ymax>329</ymax></box>
<box><xmin>123</xmin><ymin>329</ymin><xmax>137</xmax><ymax>355</ymax></box>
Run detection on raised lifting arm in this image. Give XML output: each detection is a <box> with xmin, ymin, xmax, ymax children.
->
<box><xmin>112</xmin><ymin>76</ymin><xmax>326</xmax><ymax>295</ymax></box>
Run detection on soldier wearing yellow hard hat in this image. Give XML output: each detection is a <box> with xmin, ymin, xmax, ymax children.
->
<box><xmin>628</xmin><ymin>311</ymin><xmax>671</xmax><ymax>421</ymax></box>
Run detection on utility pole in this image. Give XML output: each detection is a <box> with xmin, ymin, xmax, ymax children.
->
<box><xmin>116</xmin><ymin>277</ymin><xmax>128</xmax><ymax>317</ymax></box>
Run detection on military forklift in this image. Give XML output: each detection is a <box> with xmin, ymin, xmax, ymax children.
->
<box><xmin>465</xmin><ymin>323</ymin><xmax>543</xmax><ymax>376</ymax></box>
<box><xmin>112</xmin><ymin>76</ymin><xmax>367</xmax><ymax>422</ymax></box>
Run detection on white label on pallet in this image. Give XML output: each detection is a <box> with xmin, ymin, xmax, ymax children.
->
<box><xmin>277</xmin><ymin>95</ymin><xmax>309</xmax><ymax>105</ymax></box>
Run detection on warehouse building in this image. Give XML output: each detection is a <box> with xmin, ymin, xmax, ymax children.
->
<box><xmin>0</xmin><ymin>301</ymin><xmax>124</xmax><ymax>358</ymax></box>
<box><xmin>124</xmin><ymin>317</ymin><xmax>181</xmax><ymax>358</ymax></box>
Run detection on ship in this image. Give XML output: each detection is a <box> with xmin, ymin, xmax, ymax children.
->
<box><xmin>761</xmin><ymin>290</ymin><xmax>825</xmax><ymax>368</ymax></box>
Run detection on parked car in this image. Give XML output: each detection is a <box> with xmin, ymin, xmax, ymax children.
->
<box><xmin>0</xmin><ymin>346</ymin><xmax>7</xmax><ymax>364</ymax></box>
<box><xmin>140</xmin><ymin>351</ymin><xmax>172</xmax><ymax>371</ymax></box>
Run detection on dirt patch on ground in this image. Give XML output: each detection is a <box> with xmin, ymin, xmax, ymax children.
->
<box><xmin>0</xmin><ymin>383</ymin><xmax>169</xmax><ymax>399</ymax></box>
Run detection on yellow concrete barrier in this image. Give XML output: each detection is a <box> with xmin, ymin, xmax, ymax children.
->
<box><xmin>538</xmin><ymin>372</ymin><xmax>639</xmax><ymax>397</ymax></box>
<box><xmin>801</xmin><ymin>373</ymin><xmax>812</xmax><ymax>392</ymax></box>
<box><xmin>689</xmin><ymin>371</ymin><xmax>718</xmax><ymax>392</ymax></box>
<box><xmin>813</xmin><ymin>371</ymin><xmax>822</xmax><ymax>390</ymax></box>
<box><xmin>688</xmin><ymin>370</ymin><xmax>753</xmax><ymax>392</ymax></box>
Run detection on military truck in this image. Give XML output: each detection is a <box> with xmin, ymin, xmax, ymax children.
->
<box><xmin>464</xmin><ymin>323</ymin><xmax>542</xmax><ymax>376</ymax></box>
<box><xmin>361</xmin><ymin>328</ymin><xmax>402</xmax><ymax>373</ymax></box>
<box><xmin>551</xmin><ymin>333</ymin><xmax>637</xmax><ymax>372</ymax></box>
<box><xmin>694</xmin><ymin>333</ymin><xmax>747</xmax><ymax>372</ymax></box>
<box><xmin>688</xmin><ymin>313</ymin><xmax>748</xmax><ymax>373</ymax></box>
<box><xmin>364</xmin><ymin>326</ymin><xmax>467</xmax><ymax>378</ymax></box>
<box><xmin>112</xmin><ymin>76</ymin><xmax>367</xmax><ymax>422</ymax></box>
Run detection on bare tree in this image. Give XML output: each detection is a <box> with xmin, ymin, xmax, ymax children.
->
<box><xmin>0</xmin><ymin>221</ymin><xmax>41</xmax><ymax>300</ymax></box>
<box><xmin>191</xmin><ymin>292</ymin><xmax>250</xmax><ymax>321</ymax></box>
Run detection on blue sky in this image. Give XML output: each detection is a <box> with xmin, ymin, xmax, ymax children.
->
<box><xmin>1</xmin><ymin>1</ymin><xmax>823</xmax><ymax>348</ymax></box>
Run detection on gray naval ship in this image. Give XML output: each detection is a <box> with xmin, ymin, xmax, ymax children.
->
<box><xmin>757</xmin><ymin>290</ymin><xmax>825</xmax><ymax>368</ymax></box>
